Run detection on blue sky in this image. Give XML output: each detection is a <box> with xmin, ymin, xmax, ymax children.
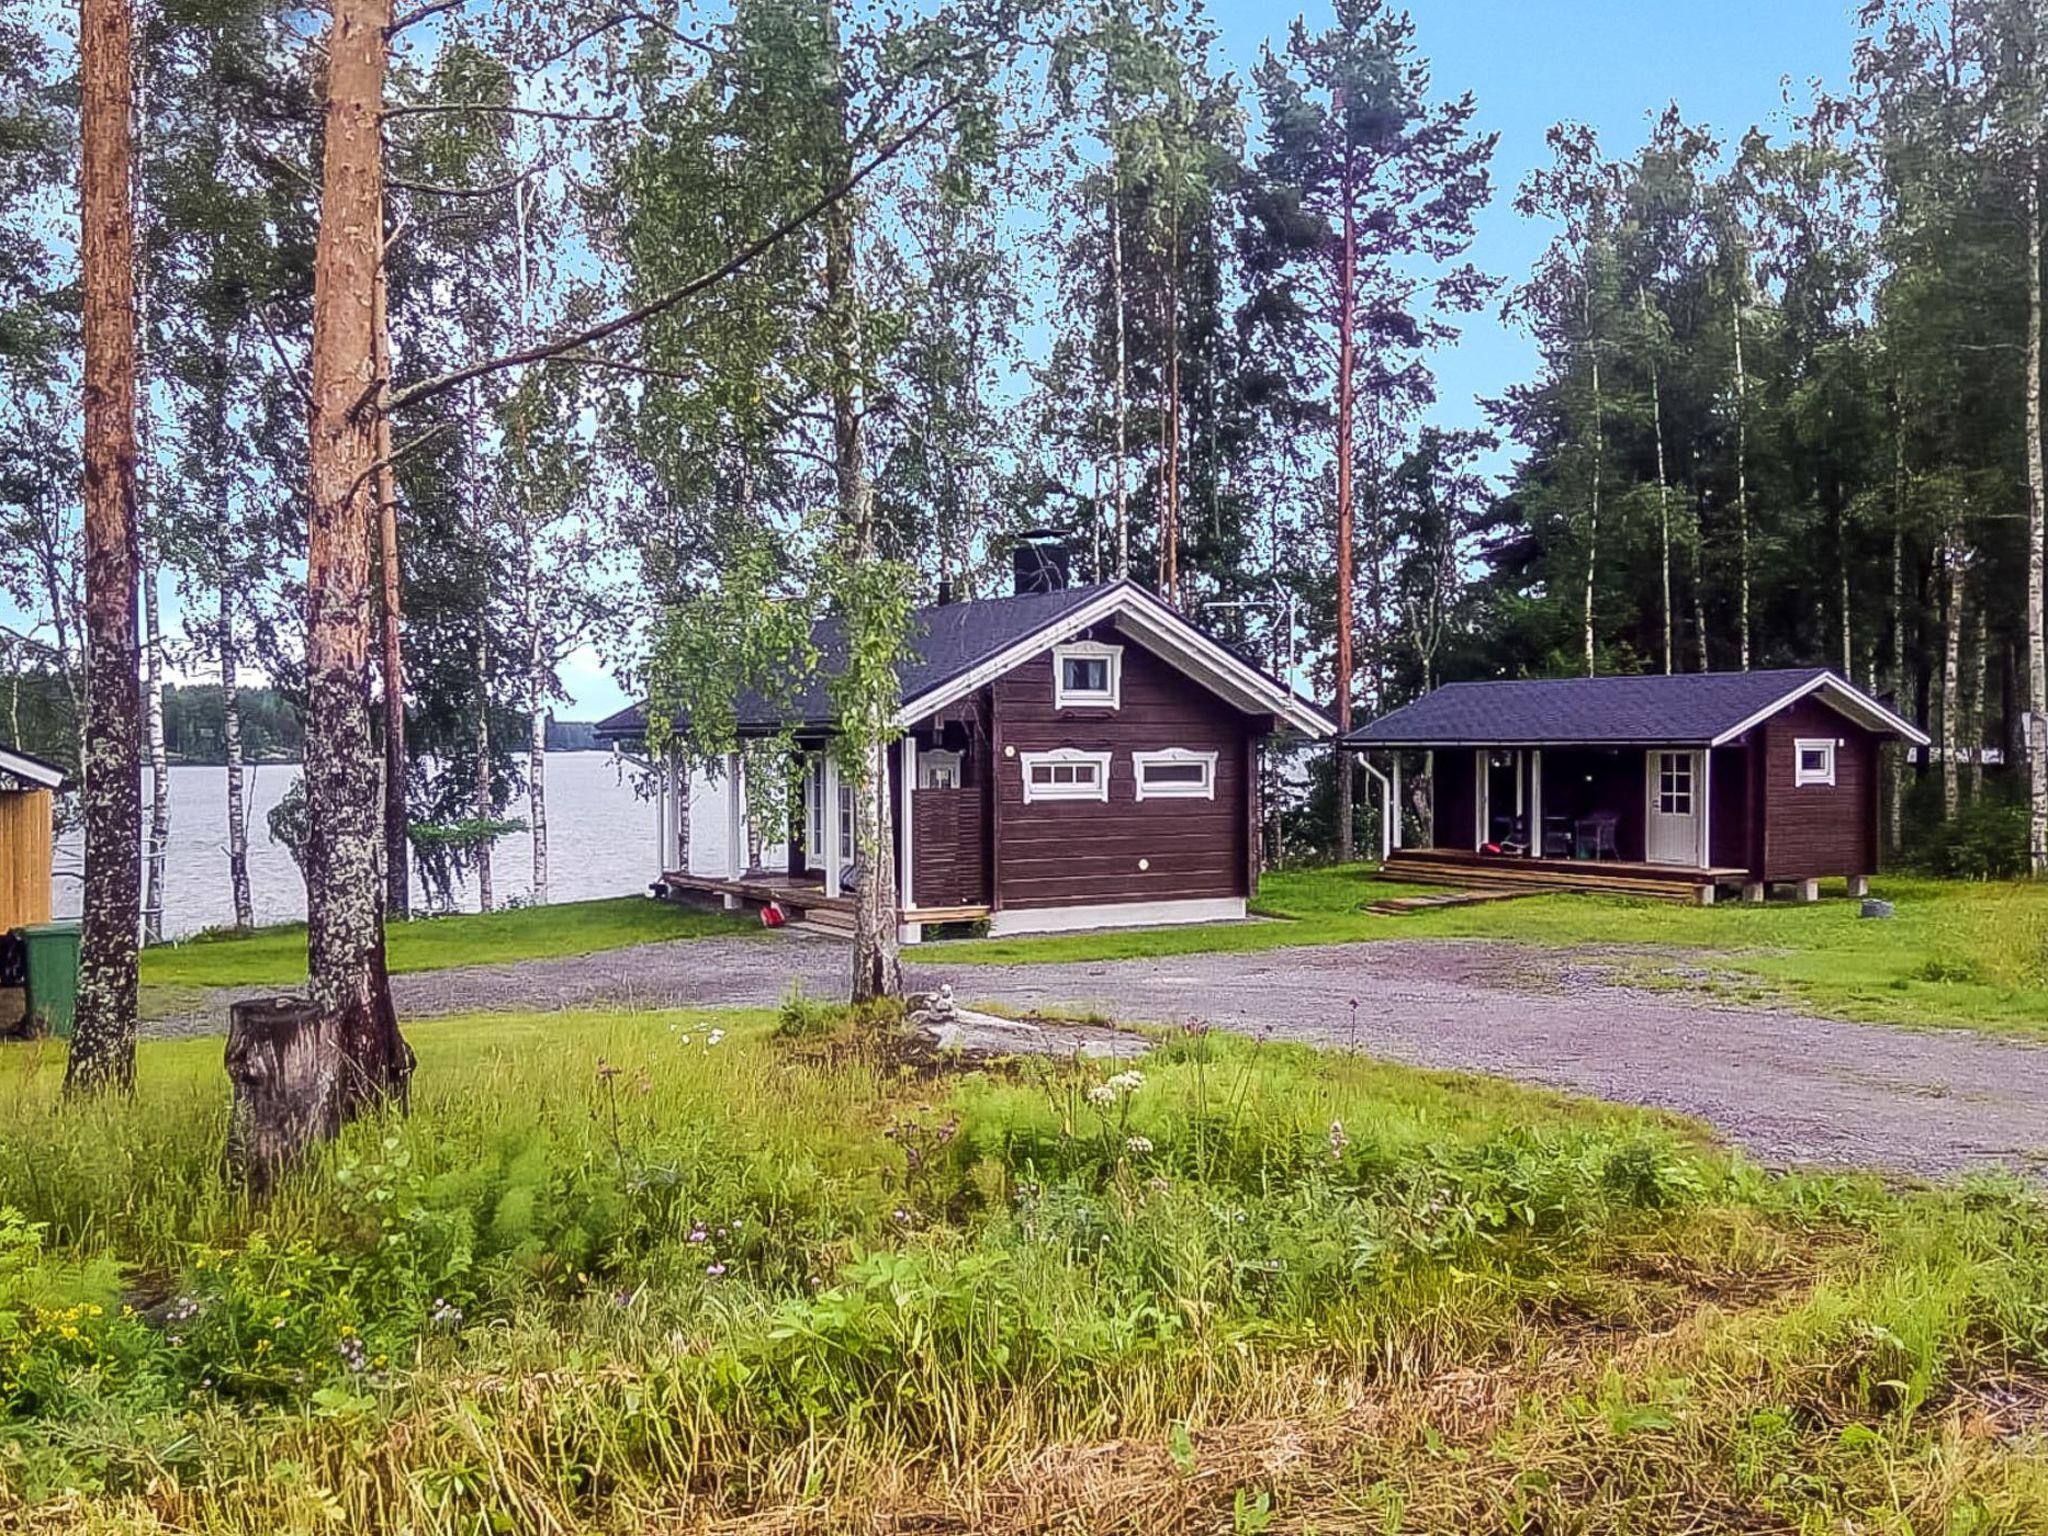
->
<box><xmin>1204</xmin><ymin>0</ymin><xmax>1862</xmax><ymax>442</ymax></box>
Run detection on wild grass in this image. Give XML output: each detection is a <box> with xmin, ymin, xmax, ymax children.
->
<box><xmin>1</xmin><ymin>1007</ymin><xmax>2045</xmax><ymax>1532</ymax></box>
<box><xmin>138</xmin><ymin>895</ymin><xmax>757</xmax><ymax>989</ymax></box>
<box><xmin>944</xmin><ymin>865</ymin><xmax>2048</xmax><ymax>1037</ymax></box>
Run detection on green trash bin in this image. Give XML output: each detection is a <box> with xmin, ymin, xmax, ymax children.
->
<box><xmin>19</xmin><ymin>920</ymin><xmax>82</xmax><ymax>1040</ymax></box>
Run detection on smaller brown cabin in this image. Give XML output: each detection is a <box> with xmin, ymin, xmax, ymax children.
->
<box><xmin>598</xmin><ymin>571</ymin><xmax>1333</xmax><ymax>939</ymax></box>
<box><xmin>0</xmin><ymin>746</ymin><xmax>64</xmax><ymax>932</ymax></box>
<box><xmin>1344</xmin><ymin>670</ymin><xmax>1928</xmax><ymax>903</ymax></box>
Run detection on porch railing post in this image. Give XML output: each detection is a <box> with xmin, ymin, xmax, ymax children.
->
<box><xmin>724</xmin><ymin>751</ymin><xmax>745</xmax><ymax>905</ymax></box>
<box><xmin>1390</xmin><ymin>755</ymin><xmax>1403</xmax><ymax>850</ymax></box>
<box><xmin>823</xmin><ymin>752</ymin><xmax>843</xmax><ymax>898</ymax></box>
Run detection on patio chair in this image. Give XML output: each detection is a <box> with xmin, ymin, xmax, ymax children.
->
<box><xmin>1576</xmin><ymin>812</ymin><xmax>1620</xmax><ymax>861</ymax></box>
<box><xmin>1541</xmin><ymin>815</ymin><xmax>1574</xmax><ymax>859</ymax></box>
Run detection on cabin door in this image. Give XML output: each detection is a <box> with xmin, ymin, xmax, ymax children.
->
<box><xmin>1645</xmin><ymin>750</ymin><xmax>1702</xmax><ymax>866</ymax></box>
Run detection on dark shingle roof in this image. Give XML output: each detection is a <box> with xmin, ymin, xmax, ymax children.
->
<box><xmin>1343</xmin><ymin>668</ymin><xmax>1900</xmax><ymax>747</ymax></box>
<box><xmin>594</xmin><ymin>583</ymin><xmax>1116</xmax><ymax>741</ymax></box>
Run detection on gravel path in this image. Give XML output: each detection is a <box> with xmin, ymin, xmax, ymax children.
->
<box><xmin>147</xmin><ymin>931</ymin><xmax>2048</xmax><ymax>1182</ymax></box>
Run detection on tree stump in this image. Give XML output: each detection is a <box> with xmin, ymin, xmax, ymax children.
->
<box><xmin>225</xmin><ymin>996</ymin><xmax>345</xmax><ymax>1191</ymax></box>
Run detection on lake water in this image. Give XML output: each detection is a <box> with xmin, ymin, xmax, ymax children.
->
<box><xmin>52</xmin><ymin>751</ymin><xmax>656</xmax><ymax>938</ymax></box>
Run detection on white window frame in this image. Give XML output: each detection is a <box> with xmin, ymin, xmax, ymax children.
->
<box><xmin>1133</xmin><ymin>747</ymin><xmax>1218</xmax><ymax>801</ymax></box>
<box><xmin>1051</xmin><ymin>641</ymin><xmax>1123</xmax><ymax>710</ymax></box>
<box><xmin>838</xmin><ymin>777</ymin><xmax>856</xmax><ymax>863</ymax></box>
<box><xmin>1020</xmin><ymin>747</ymin><xmax>1112</xmax><ymax>804</ymax></box>
<box><xmin>918</xmin><ymin>749</ymin><xmax>963</xmax><ymax>789</ymax></box>
<box><xmin>1655</xmin><ymin>750</ymin><xmax>1695</xmax><ymax>815</ymax></box>
<box><xmin>1794</xmin><ymin>738</ymin><xmax>1837</xmax><ymax>787</ymax></box>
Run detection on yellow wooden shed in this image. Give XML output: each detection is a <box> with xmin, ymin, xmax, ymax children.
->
<box><xmin>0</xmin><ymin>746</ymin><xmax>64</xmax><ymax>932</ymax></box>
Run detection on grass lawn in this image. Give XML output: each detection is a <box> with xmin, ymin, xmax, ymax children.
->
<box><xmin>1</xmin><ymin>1005</ymin><xmax>2045</xmax><ymax>1532</ymax></box>
<box><xmin>944</xmin><ymin>865</ymin><xmax>2048</xmax><ymax>1037</ymax></box>
<box><xmin>139</xmin><ymin>895</ymin><xmax>757</xmax><ymax>990</ymax></box>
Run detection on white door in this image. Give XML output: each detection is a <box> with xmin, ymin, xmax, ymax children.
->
<box><xmin>1646</xmin><ymin>750</ymin><xmax>1701</xmax><ymax>866</ymax></box>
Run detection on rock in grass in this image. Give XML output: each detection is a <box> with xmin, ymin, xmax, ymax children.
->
<box><xmin>1860</xmin><ymin>898</ymin><xmax>1896</xmax><ymax>920</ymax></box>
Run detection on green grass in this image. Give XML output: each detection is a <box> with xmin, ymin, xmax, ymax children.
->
<box><xmin>943</xmin><ymin>865</ymin><xmax>2048</xmax><ymax>1036</ymax></box>
<box><xmin>1</xmin><ymin>1007</ymin><xmax>2045</xmax><ymax>1532</ymax></box>
<box><xmin>138</xmin><ymin>895</ymin><xmax>757</xmax><ymax>989</ymax></box>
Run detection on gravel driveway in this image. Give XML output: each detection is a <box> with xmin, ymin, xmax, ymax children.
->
<box><xmin>150</xmin><ymin>931</ymin><xmax>2048</xmax><ymax>1182</ymax></box>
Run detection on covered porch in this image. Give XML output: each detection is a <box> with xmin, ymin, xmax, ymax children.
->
<box><xmin>1367</xmin><ymin>743</ymin><xmax>1757</xmax><ymax>905</ymax></box>
<box><xmin>646</xmin><ymin>729</ymin><xmax>990</xmax><ymax>943</ymax></box>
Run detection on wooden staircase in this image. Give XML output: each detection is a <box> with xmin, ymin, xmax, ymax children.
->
<box><xmin>1380</xmin><ymin>848</ymin><xmax>1743</xmax><ymax>906</ymax></box>
<box><xmin>1365</xmin><ymin>886</ymin><xmax>1559</xmax><ymax>916</ymax></box>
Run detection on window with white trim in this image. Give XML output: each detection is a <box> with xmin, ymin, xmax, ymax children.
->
<box><xmin>1052</xmin><ymin>641</ymin><xmax>1122</xmax><ymax>709</ymax></box>
<box><xmin>838</xmin><ymin>778</ymin><xmax>855</xmax><ymax>862</ymax></box>
<box><xmin>1020</xmin><ymin>747</ymin><xmax>1112</xmax><ymax>803</ymax></box>
<box><xmin>918</xmin><ymin>749</ymin><xmax>963</xmax><ymax>789</ymax></box>
<box><xmin>1133</xmin><ymin>747</ymin><xmax>1217</xmax><ymax>801</ymax></box>
<box><xmin>1794</xmin><ymin>738</ymin><xmax>1837</xmax><ymax>787</ymax></box>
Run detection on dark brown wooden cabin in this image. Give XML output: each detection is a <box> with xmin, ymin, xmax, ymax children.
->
<box><xmin>1343</xmin><ymin>670</ymin><xmax>1929</xmax><ymax>904</ymax></box>
<box><xmin>597</xmin><ymin>574</ymin><xmax>1333</xmax><ymax>939</ymax></box>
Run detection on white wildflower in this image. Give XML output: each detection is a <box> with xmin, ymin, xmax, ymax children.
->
<box><xmin>1124</xmin><ymin>1135</ymin><xmax>1154</xmax><ymax>1155</ymax></box>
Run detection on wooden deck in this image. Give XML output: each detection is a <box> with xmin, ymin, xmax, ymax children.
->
<box><xmin>1381</xmin><ymin>847</ymin><xmax>1749</xmax><ymax>905</ymax></box>
<box><xmin>656</xmin><ymin>870</ymin><xmax>990</xmax><ymax>933</ymax></box>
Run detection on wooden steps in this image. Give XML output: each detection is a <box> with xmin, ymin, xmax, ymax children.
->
<box><xmin>1366</xmin><ymin>887</ymin><xmax>1559</xmax><ymax>915</ymax></box>
<box><xmin>1381</xmin><ymin>850</ymin><xmax>1740</xmax><ymax>906</ymax></box>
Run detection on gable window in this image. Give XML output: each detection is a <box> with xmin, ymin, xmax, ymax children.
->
<box><xmin>1020</xmin><ymin>747</ymin><xmax>1112</xmax><ymax>804</ymax></box>
<box><xmin>1795</xmin><ymin>738</ymin><xmax>1837</xmax><ymax>787</ymax></box>
<box><xmin>1052</xmin><ymin>641</ymin><xmax>1122</xmax><ymax>709</ymax></box>
<box><xmin>1133</xmin><ymin>747</ymin><xmax>1217</xmax><ymax>801</ymax></box>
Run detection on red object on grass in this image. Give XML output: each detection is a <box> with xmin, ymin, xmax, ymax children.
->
<box><xmin>760</xmin><ymin>901</ymin><xmax>786</xmax><ymax>928</ymax></box>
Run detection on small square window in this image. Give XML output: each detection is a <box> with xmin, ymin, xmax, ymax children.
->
<box><xmin>1795</xmin><ymin>739</ymin><xmax>1837</xmax><ymax>787</ymax></box>
<box><xmin>1052</xmin><ymin>642</ymin><xmax>1122</xmax><ymax>709</ymax></box>
<box><xmin>1062</xmin><ymin>656</ymin><xmax>1108</xmax><ymax>694</ymax></box>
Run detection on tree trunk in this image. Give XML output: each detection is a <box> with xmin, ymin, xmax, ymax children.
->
<box><xmin>1334</xmin><ymin>192</ymin><xmax>1357</xmax><ymax>860</ymax></box>
<box><xmin>135</xmin><ymin>41</ymin><xmax>167</xmax><ymax>952</ymax></box>
<box><xmin>474</xmin><ymin>632</ymin><xmax>494</xmax><ymax>913</ymax></box>
<box><xmin>303</xmin><ymin>0</ymin><xmax>410</xmax><ymax>1113</ymax></box>
<box><xmin>202</xmin><ymin>326</ymin><xmax>254</xmax><ymax>932</ymax></box>
<box><xmin>1640</xmin><ymin>287</ymin><xmax>1673</xmax><ymax>674</ymax></box>
<box><xmin>1731</xmin><ymin>285</ymin><xmax>1752</xmax><ymax>671</ymax></box>
<box><xmin>1110</xmin><ymin>177</ymin><xmax>1129</xmax><ymax>581</ymax></box>
<box><xmin>221</xmin><ymin>581</ymin><xmax>253</xmax><ymax>929</ymax></box>
<box><xmin>1940</xmin><ymin>525</ymin><xmax>1964</xmax><ymax>823</ymax></box>
<box><xmin>2026</xmin><ymin>139</ymin><xmax>2047</xmax><ymax>875</ymax></box>
<box><xmin>1582</xmin><ymin>287</ymin><xmax>1602</xmax><ymax>678</ymax></box>
<box><xmin>824</xmin><ymin>0</ymin><xmax>898</xmax><ymax>1001</ymax></box>
<box><xmin>374</xmin><ymin>231</ymin><xmax>409</xmax><ymax>918</ymax></box>
<box><xmin>140</xmin><ymin>538</ymin><xmax>168</xmax><ymax>946</ymax></box>
<box><xmin>225</xmin><ymin>996</ymin><xmax>344</xmax><ymax>1191</ymax></box>
<box><xmin>529</xmin><ymin>669</ymin><xmax>549</xmax><ymax>905</ymax></box>
<box><xmin>513</xmin><ymin>186</ymin><xmax>549</xmax><ymax>906</ymax></box>
<box><xmin>1162</xmin><ymin>209</ymin><xmax>1181</xmax><ymax>605</ymax></box>
<box><xmin>1889</xmin><ymin>389</ymin><xmax>1909</xmax><ymax>854</ymax></box>
<box><xmin>70</xmin><ymin>0</ymin><xmax>142</xmax><ymax>1095</ymax></box>
<box><xmin>1967</xmin><ymin>598</ymin><xmax>1986</xmax><ymax>804</ymax></box>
